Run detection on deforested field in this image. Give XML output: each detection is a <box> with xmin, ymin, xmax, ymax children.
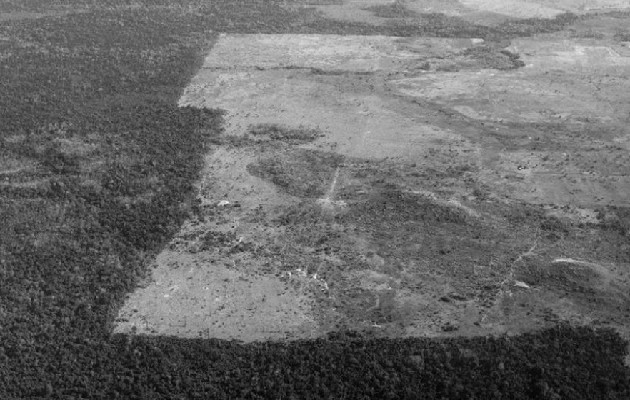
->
<box><xmin>1</xmin><ymin>1</ymin><xmax>629</xmax><ymax>398</ymax></box>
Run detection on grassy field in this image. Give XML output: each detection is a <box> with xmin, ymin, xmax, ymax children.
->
<box><xmin>0</xmin><ymin>1</ymin><xmax>628</xmax><ymax>398</ymax></box>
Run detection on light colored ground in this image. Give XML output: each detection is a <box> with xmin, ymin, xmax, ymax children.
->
<box><xmin>458</xmin><ymin>0</ymin><xmax>629</xmax><ymax>18</ymax></box>
<box><xmin>299</xmin><ymin>0</ymin><xmax>630</xmax><ymax>26</ymax></box>
<box><xmin>115</xmin><ymin>146</ymin><xmax>320</xmax><ymax>340</ymax></box>
<box><xmin>116</xmin><ymin>32</ymin><xmax>630</xmax><ymax>350</ymax></box>
<box><xmin>183</xmin><ymin>34</ymin><xmax>630</xmax><ymax>207</ymax></box>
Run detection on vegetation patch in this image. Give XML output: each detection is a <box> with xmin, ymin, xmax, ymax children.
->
<box><xmin>518</xmin><ymin>260</ymin><xmax>602</xmax><ymax>294</ymax></box>
<box><xmin>597</xmin><ymin>206</ymin><xmax>630</xmax><ymax>237</ymax></box>
<box><xmin>247</xmin><ymin>149</ymin><xmax>344</xmax><ymax>198</ymax></box>
<box><xmin>493</xmin><ymin>12</ymin><xmax>579</xmax><ymax>38</ymax></box>
<box><xmin>248</xmin><ymin>123</ymin><xmax>324</xmax><ymax>144</ymax></box>
<box><xmin>614</xmin><ymin>31</ymin><xmax>630</xmax><ymax>42</ymax></box>
<box><xmin>363</xmin><ymin>3</ymin><xmax>418</xmax><ymax>19</ymax></box>
<box><xmin>462</xmin><ymin>46</ymin><xmax>526</xmax><ymax>70</ymax></box>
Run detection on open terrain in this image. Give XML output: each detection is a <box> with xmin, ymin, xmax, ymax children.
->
<box><xmin>117</xmin><ymin>3</ymin><xmax>630</xmax><ymax>355</ymax></box>
<box><xmin>117</xmin><ymin>33</ymin><xmax>630</xmax><ymax>344</ymax></box>
<box><xmin>1</xmin><ymin>0</ymin><xmax>630</xmax><ymax>398</ymax></box>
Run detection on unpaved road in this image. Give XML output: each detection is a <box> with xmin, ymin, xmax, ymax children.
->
<box><xmin>115</xmin><ymin>0</ymin><xmax>630</xmax><ymax>364</ymax></box>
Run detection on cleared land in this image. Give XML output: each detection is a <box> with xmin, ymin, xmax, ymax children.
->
<box><xmin>116</xmin><ymin>30</ymin><xmax>630</xmax><ymax>356</ymax></box>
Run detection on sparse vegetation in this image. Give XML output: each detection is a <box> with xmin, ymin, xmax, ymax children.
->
<box><xmin>614</xmin><ymin>31</ymin><xmax>630</xmax><ymax>42</ymax></box>
<box><xmin>248</xmin><ymin>123</ymin><xmax>324</xmax><ymax>143</ymax></box>
<box><xmin>364</xmin><ymin>3</ymin><xmax>418</xmax><ymax>19</ymax></box>
<box><xmin>247</xmin><ymin>149</ymin><xmax>344</xmax><ymax>198</ymax></box>
<box><xmin>462</xmin><ymin>46</ymin><xmax>526</xmax><ymax>70</ymax></box>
